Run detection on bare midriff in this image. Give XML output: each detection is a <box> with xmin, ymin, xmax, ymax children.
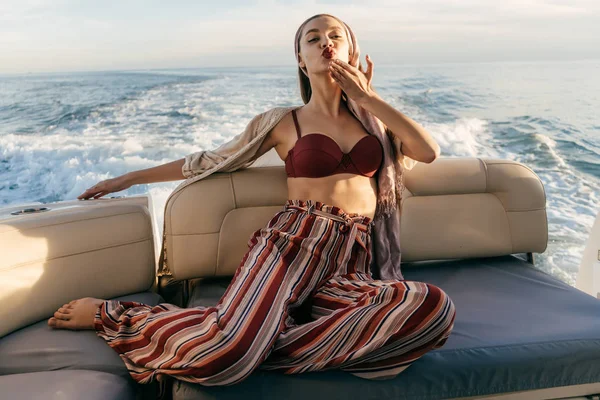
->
<box><xmin>287</xmin><ymin>174</ymin><xmax>378</xmax><ymax>220</ymax></box>
<box><xmin>272</xmin><ymin>105</ymin><xmax>379</xmax><ymax>220</ymax></box>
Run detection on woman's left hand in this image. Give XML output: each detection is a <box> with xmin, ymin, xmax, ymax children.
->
<box><xmin>329</xmin><ymin>55</ymin><xmax>376</xmax><ymax>106</ymax></box>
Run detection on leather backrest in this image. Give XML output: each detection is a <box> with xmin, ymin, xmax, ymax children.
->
<box><xmin>164</xmin><ymin>157</ymin><xmax>548</xmax><ymax>281</ymax></box>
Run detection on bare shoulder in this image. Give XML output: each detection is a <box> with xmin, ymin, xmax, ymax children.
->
<box><xmin>265</xmin><ymin>108</ymin><xmax>299</xmax><ymax>161</ymax></box>
<box><xmin>269</xmin><ymin>109</ymin><xmax>296</xmax><ymax>144</ymax></box>
<box><xmin>255</xmin><ymin>108</ymin><xmax>296</xmax><ymax>161</ymax></box>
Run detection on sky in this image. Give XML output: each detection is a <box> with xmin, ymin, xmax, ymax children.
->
<box><xmin>1</xmin><ymin>0</ymin><xmax>599</xmax><ymax>74</ymax></box>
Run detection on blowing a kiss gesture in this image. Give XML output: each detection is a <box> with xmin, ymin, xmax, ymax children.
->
<box><xmin>328</xmin><ymin>54</ymin><xmax>377</xmax><ymax>106</ymax></box>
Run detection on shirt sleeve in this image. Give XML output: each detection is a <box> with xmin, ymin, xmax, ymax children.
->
<box><xmin>182</xmin><ymin>113</ymin><xmax>262</xmax><ymax>178</ymax></box>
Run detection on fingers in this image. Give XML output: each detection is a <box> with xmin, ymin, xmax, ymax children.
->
<box><xmin>329</xmin><ymin>64</ymin><xmax>339</xmax><ymax>78</ymax></box>
<box><xmin>78</xmin><ymin>185</ymin><xmax>101</xmax><ymax>200</ymax></box>
<box><xmin>78</xmin><ymin>182</ymin><xmax>109</xmax><ymax>200</ymax></box>
<box><xmin>329</xmin><ymin>66</ymin><xmax>345</xmax><ymax>88</ymax></box>
<box><xmin>78</xmin><ymin>190</ymin><xmax>96</xmax><ymax>200</ymax></box>
<box><xmin>331</xmin><ymin>59</ymin><xmax>357</xmax><ymax>76</ymax></box>
<box><xmin>329</xmin><ymin>64</ymin><xmax>340</xmax><ymax>78</ymax></box>
<box><xmin>358</xmin><ymin>54</ymin><xmax>372</xmax><ymax>74</ymax></box>
<box><xmin>366</xmin><ymin>54</ymin><xmax>374</xmax><ymax>78</ymax></box>
<box><xmin>330</xmin><ymin>62</ymin><xmax>347</xmax><ymax>79</ymax></box>
<box><xmin>92</xmin><ymin>191</ymin><xmax>109</xmax><ymax>199</ymax></box>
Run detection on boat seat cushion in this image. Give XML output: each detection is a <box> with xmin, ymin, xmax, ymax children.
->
<box><xmin>174</xmin><ymin>255</ymin><xmax>600</xmax><ymax>400</ymax></box>
<box><xmin>0</xmin><ymin>291</ymin><xmax>163</xmax><ymax>377</ymax></box>
<box><xmin>0</xmin><ymin>370</ymin><xmax>137</xmax><ymax>400</ymax></box>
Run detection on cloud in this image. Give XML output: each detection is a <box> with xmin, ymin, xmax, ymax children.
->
<box><xmin>0</xmin><ymin>0</ymin><xmax>598</xmax><ymax>73</ymax></box>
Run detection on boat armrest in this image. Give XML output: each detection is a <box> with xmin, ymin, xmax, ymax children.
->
<box><xmin>0</xmin><ymin>202</ymin><xmax>156</xmax><ymax>337</ymax></box>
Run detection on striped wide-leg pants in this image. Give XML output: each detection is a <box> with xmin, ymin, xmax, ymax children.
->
<box><xmin>93</xmin><ymin>199</ymin><xmax>456</xmax><ymax>385</ymax></box>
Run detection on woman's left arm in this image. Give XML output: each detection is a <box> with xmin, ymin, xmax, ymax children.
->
<box><xmin>329</xmin><ymin>57</ymin><xmax>439</xmax><ymax>163</ymax></box>
<box><xmin>358</xmin><ymin>92</ymin><xmax>440</xmax><ymax>163</ymax></box>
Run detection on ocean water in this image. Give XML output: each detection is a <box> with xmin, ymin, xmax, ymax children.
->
<box><xmin>1</xmin><ymin>60</ymin><xmax>598</xmax><ymax>286</ymax></box>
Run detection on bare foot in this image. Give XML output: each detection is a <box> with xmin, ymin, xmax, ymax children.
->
<box><xmin>47</xmin><ymin>297</ymin><xmax>105</xmax><ymax>330</ymax></box>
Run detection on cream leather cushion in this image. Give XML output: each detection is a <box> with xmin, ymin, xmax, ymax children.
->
<box><xmin>0</xmin><ymin>203</ymin><xmax>156</xmax><ymax>337</ymax></box>
<box><xmin>164</xmin><ymin>158</ymin><xmax>547</xmax><ymax>281</ymax></box>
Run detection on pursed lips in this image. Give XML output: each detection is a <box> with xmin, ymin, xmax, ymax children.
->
<box><xmin>322</xmin><ymin>48</ymin><xmax>335</xmax><ymax>59</ymax></box>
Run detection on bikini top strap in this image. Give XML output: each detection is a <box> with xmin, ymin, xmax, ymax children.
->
<box><xmin>291</xmin><ymin>109</ymin><xmax>302</xmax><ymax>139</ymax></box>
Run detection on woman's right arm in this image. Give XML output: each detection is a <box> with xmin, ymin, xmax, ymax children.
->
<box><xmin>77</xmin><ymin>158</ymin><xmax>186</xmax><ymax>200</ymax></box>
<box><xmin>126</xmin><ymin>158</ymin><xmax>187</xmax><ymax>184</ymax></box>
<box><xmin>79</xmin><ymin>132</ymin><xmax>277</xmax><ymax>200</ymax></box>
<box><xmin>79</xmin><ymin>110</ymin><xmax>279</xmax><ymax>200</ymax></box>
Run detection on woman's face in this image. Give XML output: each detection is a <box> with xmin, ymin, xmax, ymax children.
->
<box><xmin>298</xmin><ymin>16</ymin><xmax>351</xmax><ymax>76</ymax></box>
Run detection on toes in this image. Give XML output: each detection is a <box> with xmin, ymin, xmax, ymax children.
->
<box><xmin>54</xmin><ymin>310</ymin><xmax>70</xmax><ymax>321</ymax></box>
<box><xmin>48</xmin><ymin>317</ymin><xmax>70</xmax><ymax>330</ymax></box>
<box><xmin>58</xmin><ymin>307</ymin><xmax>71</xmax><ymax>314</ymax></box>
<box><xmin>48</xmin><ymin>317</ymin><xmax>67</xmax><ymax>328</ymax></box>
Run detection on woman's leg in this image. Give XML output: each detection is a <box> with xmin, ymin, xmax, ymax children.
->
<box><xmin>260</xmin><ymin>273</ymin><xmax>456</xmax><ymax>380</ymax></box>
<box><xmin>259</xmin><ymin>206</ymin><xmax>456</xmax><ymax>381</ymax></box>
<box><xmin>48</xmin><ymin>205</ymin><xmax>343</xmax><ymax>386</ymax></box>
<box><xmin>328</xmin><ymin>275</ymin><xmax>455</xmax><ymax>380</ymax></box>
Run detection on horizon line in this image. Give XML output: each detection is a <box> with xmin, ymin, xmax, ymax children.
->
<box><xmin>1</xmin><ymin>57</ymin><xmax>599</xmax><ymax>77</ymax></box>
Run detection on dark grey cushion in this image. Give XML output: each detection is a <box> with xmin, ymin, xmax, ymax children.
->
<box><xmin>187</xmin><ymin>276</ymin><xmax>232</xmax><ymax>308</ymax></box>
<box><xmin>0</xmin><ymin>291</ymin><xmax>163</xmax><ymax>377</ymax></box>
<box><xmin>0</xmin><ymin>370</ymin><xmax>136</xmax><ymax>400</ymax></box>
<box><xmin>175</xmin><ymin>255</ymin><xmax>600</xmax><ymax>400</ymax></box>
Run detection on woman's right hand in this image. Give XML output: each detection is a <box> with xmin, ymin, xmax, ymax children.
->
<box><xmin>77</xmin><ymin>175</ymin><xmax>133</xmax><ymax>200</ymax></box>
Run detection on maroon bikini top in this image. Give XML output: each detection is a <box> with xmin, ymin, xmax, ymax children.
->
<box><xmin>285</xmin><ymin>109</ymin><xmax>383</xmax><ymax>178</ymax></box>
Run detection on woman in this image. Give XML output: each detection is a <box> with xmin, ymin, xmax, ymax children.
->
<box><xmin>48</xmin><ymin>14</ymin><xmax>456</xmax><ymax>386</ymax></box>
